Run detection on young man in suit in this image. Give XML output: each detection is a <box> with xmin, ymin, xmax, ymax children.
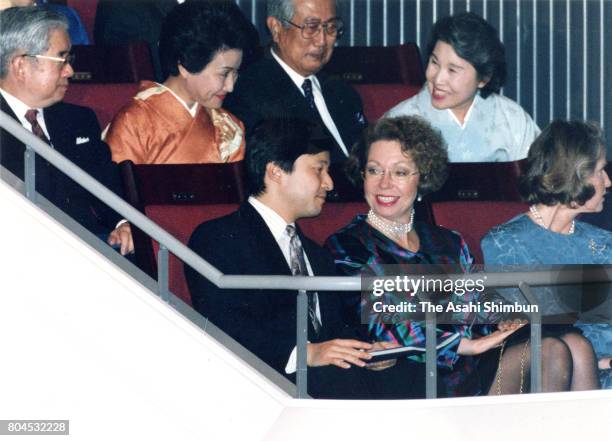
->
<box><xmin>0</xmin><ymin>6</ymin><xmax>133</xmax><ymax>254</ymax></box>
<box><xmin>223</xmin><ymin>0</ymin><xmax>367</xmax><ymax>164</ymax></box>
<box><xmin>185</xmin><ymin>119</ymin><xmax>425</xmax><ymax>399</ymax></box>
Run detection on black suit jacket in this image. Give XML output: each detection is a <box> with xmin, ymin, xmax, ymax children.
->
<box><xmin>185</xmin><ymin>202</ymin><xmax>353</xmax><ymax>377</ymax></box>
<box><xmin>0</xmin><ymin>96</ymin><xmax>123</xmax><ymax>235</ymax></box>
<box><xmin>224</xmin><ymin>54</ymin><xmax>368</xmax><ymax>164</ymax></box>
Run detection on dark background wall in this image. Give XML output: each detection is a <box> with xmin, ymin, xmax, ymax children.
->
<box><xmin>238</xmin><ymin>0</ymin><xmax>612</xmax><ymax>157</ymax></box>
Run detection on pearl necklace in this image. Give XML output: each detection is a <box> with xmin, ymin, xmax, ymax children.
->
<box><xmin>367</xmin><ymin>209</ymin><xmax>414</xmax><ymax>236</ymax></box>
<box><xmin>529</xmin><ymin>205</ymin><xmax>575</xmax><ymax>234</ymax></box>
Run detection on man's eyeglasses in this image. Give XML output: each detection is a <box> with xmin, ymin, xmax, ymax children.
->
<box><xmin>283</xmin><ymin>18</ymin><xmax>344</xmax><ymax>39</ymax></box>
<box><xmin>22</xmin><ymin>53</ymin><xmax>75</xmax><ymax>67</ymax></box>
<box><xmin>363</xmin><ymin>166</ymin><xmax>419</xmax><ymax>182</ymax></box>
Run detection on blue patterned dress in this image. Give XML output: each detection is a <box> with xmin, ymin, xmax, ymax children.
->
<box><xmin>326</xmin><ymin>215</ymin><xmax>495</xmax><ymax>396</ymax></box>
<box><xmin>482</xmin><ymin>214</ymin><xmax>612</xmax><ymax>388</ymax></box>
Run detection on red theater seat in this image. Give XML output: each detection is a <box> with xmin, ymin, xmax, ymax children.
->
<box><xmin>63</xmin><ymin>83</ymin><xmax>138</xmax><ymax>128</ymax></box>
<box><xmin>66</xmin><ymin>0</ymin><xmax>98</xmax><ymax>42</ymax></box>
<box><xmin>431</xmin><ymin>200</ymin><xmax>529</xmax><ymax>264</ymax></box>
<box><xmin>146</xmin><ymin>204</ymin><xmax>239</xmax><ymax>304</ymax></box>
<box><xmin>70</xmin><ymin>43</ymin><xmax>154</xmax><ymax>83</ymax></box>
<box><xmin>324</xmin><ymin>43</ymin><xmax>425</xmax><ymax>85</ymax></box>
<box><xmin>120</xmin><ymin>161</ymin><xmax>246</xmax><ymax>304</ymax></box>
<box><xmin>429</xmin><ymin>160</ymin><xmax>526</xmax><ymax>203</ymax></box>
<box><xmin>354</xmin><ymin>83</ymin><xmax>421</xmax><ymax>122</ymax></box>
<box><xmin>298</xmin><ymin>202</ymin><xmax>369</xmax><ymax>246</ymax></box>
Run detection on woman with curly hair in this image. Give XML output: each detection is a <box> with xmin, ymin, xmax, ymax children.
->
<box><xmin>324</xmin><ymin>116</ymin><xmax>560</xmax><ymax>396</ymax></box>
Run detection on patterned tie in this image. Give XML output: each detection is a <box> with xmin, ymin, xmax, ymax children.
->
<box><xmin>301</xmin><ymin>78</ymin><xmax>317</xmax><ymax>111</ymax></box>
<box><xmin>24</xmin><ymin>109</ymin><xmax>50</xmax><ymax>144</ymax></box>
<box><xmin>286</xmin><ymin>225</ymin><xmax>322</xmax><ymax>335</ymax></box>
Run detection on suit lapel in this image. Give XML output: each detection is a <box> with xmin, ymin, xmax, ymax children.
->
<box><xmin>0</xmin><ymin>95</ymin><xmax>27</xmax><ymax>178</ymax></box>
<box><xmin>42</xmin><ymin>104</ymin><xmax>71</xmax><ymax>154</ymax></box>
<box><xmin>264</xmin><ymin>57</ymin><xmax>325</xmax><ymax>124</ymax></box>
<box><xmin>237</xmin><ymin>202</ymin><xmax>293</xmax><ymax>276</ymax></box>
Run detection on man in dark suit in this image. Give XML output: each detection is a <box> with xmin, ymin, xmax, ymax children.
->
<box><xmin>185</xmin><ymin>119</ymin><xmax>424</xmax><ymax>399</ymax></box>
<box><xmin>0</xmin><ymin>7</ymin><xmax>133</xmax><ymax>254</ymax></box>
<box><xmin>224</xmin><ymin>0</ymin><xmax>367</xmax><ymax>164</ymax></box>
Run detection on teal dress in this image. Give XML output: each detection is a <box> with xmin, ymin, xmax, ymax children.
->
<box><xmin>482</xmin><ymin>214</ymin><xmax>612</xmax><ymax>388</ymax></box>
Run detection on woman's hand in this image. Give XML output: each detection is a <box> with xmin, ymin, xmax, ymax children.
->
<box><xmin>598</xmin><ymin>356</ymin><xmax>612</xmax><ymax>370</ymax></box>
<box><xmin>457</xmin><ymin>321</ymin><xmax>526</xmax><ymax>356</ymax></box>
<box><xmin>365</xmin><ymin>341</ymin><xmax>400</xmax><ymax>371</ymax></box>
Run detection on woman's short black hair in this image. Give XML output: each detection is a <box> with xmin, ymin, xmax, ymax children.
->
<box><xmin>246</xmin><ymin>118</ymin><xmax>330</xmax><ymax>196</ymax></box>
<box><xmin>159</xmin><ymin>0</ymin><xmax>253</xmax><ymax>80</ymax></box>
<box><xmin>426</xmin><ymin>12</ymin><xmax>506</xmax><ymax>98</ymax></box>
<box><xmin>345</xmin><ymin>116</ymin><xmax>448</xmax><ymax>196</ymax></box>
<box><xmin>519</xmin><ymin>120</ymin><xmax>605</xmax><ymax>207</ymax></box>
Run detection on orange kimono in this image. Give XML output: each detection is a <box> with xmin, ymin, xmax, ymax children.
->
<box><xmin>103</xmin><ymin>81</ymin><xmax>245</xmax><ymax>164</ymax></box>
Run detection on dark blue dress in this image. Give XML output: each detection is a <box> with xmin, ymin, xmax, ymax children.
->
<box><xmin>326</xmin><ymin>215</ymin><xmax>495</xmax><ymax>396</ymax></box>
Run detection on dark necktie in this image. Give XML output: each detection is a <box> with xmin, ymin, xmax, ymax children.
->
<box><xmin>24</xmin><ymin>109</ymin><xmax>50</xmax><ymax>144</ymax></box>
<box><xmin>286</xmin><ymin>225</ymin><xmax>322</xmax><ymax>335</ymax></box>
<box><xmin>301</xmin><ymin>78</ymin><xmax>317</xmax><ymax>111</ymax></box>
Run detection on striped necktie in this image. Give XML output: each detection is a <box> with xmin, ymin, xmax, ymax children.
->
<box><xmin>286</xmin><ymin>224</ymin><xmax>322</xmax><ymax>335</ymax></box>
<box><xmin>301</xmin><ymin>78</ymin><xmax>317</xmax><ymax>111</ymax></box>
<box><xmin>24</xmin><ymin>109</ymin><xmax>50</xmax><ymax>144</ymax></box>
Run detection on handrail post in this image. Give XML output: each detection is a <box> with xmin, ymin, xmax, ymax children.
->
<box><xmin>296</xmin><ymin>288</ymin><xmax>309</xmax><ymax>398</ymax></box>
<box><xmin>158</xmin><ymin>244</ymin><xmax>170</xmax><ymax>303</ymax></box>
<box><xmin>425</xmin><ymin>307</ymin><xmax>437</xmax><ymax>398</ymax></box>
<box><xmin>518</xmin><ymin>282</ymin><xmax>542</xmax><ymax>393</ymax></box>
<box><xmin>24</xmin><ymin>146</ymin><xmax>36</xmax><ymax>202</ymax></box>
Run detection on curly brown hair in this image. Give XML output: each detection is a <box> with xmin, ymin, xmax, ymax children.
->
<box><xmin>345</xmin><ymin>116</ymin><xmax>449</xmax><ymax>195</ymax></box>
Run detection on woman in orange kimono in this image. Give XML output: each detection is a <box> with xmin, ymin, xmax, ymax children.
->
<box><xmin>104</xmin><ymin>1</ymin><xmax>253</xmax><ymax>164</ymax></box>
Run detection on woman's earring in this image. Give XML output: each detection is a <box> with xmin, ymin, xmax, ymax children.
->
<box><xmin>417</xmin><ymin>194</ymin><xmax>422</xmax><ymax>202</ymax></box>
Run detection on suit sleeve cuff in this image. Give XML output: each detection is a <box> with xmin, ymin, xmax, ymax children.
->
<box><xmin>115</xmin><ymin>219</ymin><xmax>129</xmax><ymax>229</ymax></box>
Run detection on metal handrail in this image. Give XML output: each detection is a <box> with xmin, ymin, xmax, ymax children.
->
<box><xmin>2</xmin><ymin>110</ymin><xmax>610</xmax><ymax>398</ymax></box>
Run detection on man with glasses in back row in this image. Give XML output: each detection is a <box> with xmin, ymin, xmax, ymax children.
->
<box><xmin>0</xmin><ymin>7</ymin><xmax>133</xmax><ymax>254</ymax></box>
<box><xmin>224</xmin><ymin>0</ymin><xmax>367</xmax><ymax>164</ymax></box>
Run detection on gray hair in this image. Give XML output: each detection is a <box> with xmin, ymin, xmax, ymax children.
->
<box><xmin>267</xmin><ymin>0</ymin><xmax>296</xmax><ymax>27</ymax></box>
<box><xmin>0</xmin><ymin>6</ymin><xmax>68</xmax><ymax>79</ymax></box>
<box><xmin>267</xmin><ymin>0</ymin><xmax>338</xmax><ymax>28</ymax></box>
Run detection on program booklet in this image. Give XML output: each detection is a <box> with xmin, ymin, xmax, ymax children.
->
<box><xmin>368</xmin><ymin>332</ymin><xmax>461</xmax><ymax>362</ymax></box>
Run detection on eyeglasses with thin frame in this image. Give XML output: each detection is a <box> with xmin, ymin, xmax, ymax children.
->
<box><xmin>21</xmin><ymin>53</ymin><xmax>75</xmax><ymax>67</ymax></box>
<box><xmin>283</xmin><ymin>17</ymin><xmax>345</xmax><ymax>39</ymax></box>
<box><xmin>363</xmin><ymin>165</ymin><xmax>419</xmax><ymax>182</ymax></box>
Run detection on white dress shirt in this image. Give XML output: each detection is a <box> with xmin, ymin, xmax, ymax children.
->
<box><xmin>248</xmin><ymin>196</ymin><xmax>322</xmax><ymax>373</ymax></box>
<box><xmin>270</xmin><ymin>49</ymin><xmax>349</xmax><ymax>157</ymax></box>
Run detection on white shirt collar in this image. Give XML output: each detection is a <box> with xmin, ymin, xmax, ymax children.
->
<box><xmin>158</xmin><ymin>82</ymin><xmax>198</xmax><ymax>117</ymax></box>
<box><xmin>0</xmin><ymin>87</ymin><xmax>43</xmax><ymax>126</ymax></box>
<box><xmin>446</xmin><ymin>92</ymin><xmax>481</xmax><ymax>129</ymax></box>
<box><xmin>248</xmin><ymin>196</ymin><xmax>293</xmax><ymax>242</ymax></box>
<box><xmin>270</xmin><ymin>48</ymin><xmax>321</xmax><ymax>95</ymax></box>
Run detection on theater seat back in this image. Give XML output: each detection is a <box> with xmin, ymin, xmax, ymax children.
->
<box><xmin>298</xmin><ymin>202</ymin><xmax>369</xmax><ymax>246</ymax></box>
<box><xmin>431</xmin><ymin>201</ymin><xmax>529</xmax><ymax>264</ymax></box>
<box><xmin>66</xmin><ymin>0</ymin><xmax>98</xmax><ymax>41</ymax></box>
<box><xmin>63</xmin><ymin>83</ymin><xmax>139</xmax><ymax>128</ymax></box>
<box><xmin>354</xmin><ymin>83</ymin><xmax>421</xmax><ymax>122</ymax></box>
<box><xmin>119</xmin><ymin>161</ymin><xmax>246</xmax><ymax>304</ymax></box>
<box><xmin>146</xmin><ymin>204</ymin><xmax>239</xmax><ymax>304</ymax></box>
